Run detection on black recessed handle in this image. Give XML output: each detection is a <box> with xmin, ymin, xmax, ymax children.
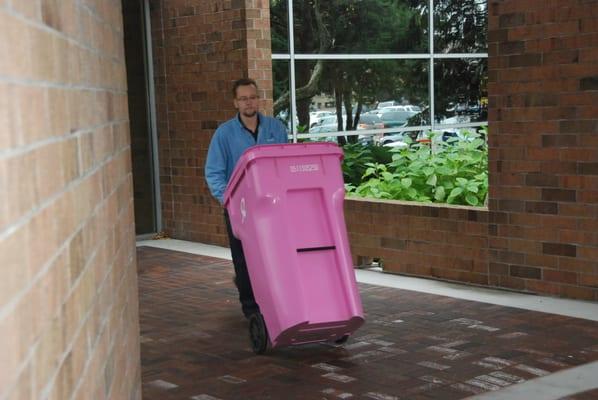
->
<box><xmin>297</xmin><ymin>246</ymin><xmax>336</xmax><ymax>253</ymax></box>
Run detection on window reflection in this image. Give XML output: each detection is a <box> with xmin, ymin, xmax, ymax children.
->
<box><xmin>270</xmin><ymin>0</ymin><xmax>288</xmax><ymax>53</ymax></box>
<box><xmin>270</xmin><ymin>0</ymin><xmax>488</xmax><ymax>141</ymax></box>
<box><xmin>275</xmin><ymin>59</ymin><xmax>428</xmax><ymax>145</ymax></box>
<box><xmin>271</xmin><ymin>0</ymin><xmax>429</xmax><ymax>54</ymax></box>
<box><xmin>434</xmin><ymin>0</ymin><xmax>487</xmax><ymax>53</ymax></box>
<box><xmin>434</xmin><ymin>59</ymin><xmax>487</xmax><ymax>124</ymax></box>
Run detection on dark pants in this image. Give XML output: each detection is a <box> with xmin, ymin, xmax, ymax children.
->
<box><xmin>224</xmin><ymin>211</ymin><xmax>259</xmax><ymax>317</ymax></box>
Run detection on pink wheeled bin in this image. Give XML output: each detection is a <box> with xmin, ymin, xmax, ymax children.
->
<box><xmin>223</xmin><ymin>142</ymin><xmax>364</xmax><ymax>354</ymax></box>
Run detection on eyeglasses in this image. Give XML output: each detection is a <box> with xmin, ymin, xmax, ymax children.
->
<box><xmin>236</xmin><ymin>95</ymin><xmax>258</xmax><ymax>102</ymax></box>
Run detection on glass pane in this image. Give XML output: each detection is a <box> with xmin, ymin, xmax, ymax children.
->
<box><xmin>290</xmin><ymin>0</ymin><xmax>428</xmax><ymax>54</ymax></box>
<box><xmin>434</xmin><ymin>58</ymin><xmax>487</xmax><ymax>128</ymax></box>
<box><xmin>273</xmin><ymin>59</ymin><xmax>291</xmax><ymax>128</ymax></box>
<box><xmin>123</xmin><ymin>0</ymin><xmax>156</xmax><ymax>234</ymax></box>
<box><xmin>289</xmin><ymin>60</ymin><xmax>429</xmax><ymax>144</ymax></box>
<box><xmin>270</xmin><ymin>0</ymin><xmax>289</xmax><ymax>53</ymax></box>
<box><xmin>434</xmin><ymin>0</ymin><xmax>487</xmax><ymax>53</ymax></box>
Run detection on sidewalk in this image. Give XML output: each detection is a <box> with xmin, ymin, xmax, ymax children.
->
<box><xmin>136</xmin><ymin>240</ymin><xmax>598</xmax><ymax>400</ymax></box>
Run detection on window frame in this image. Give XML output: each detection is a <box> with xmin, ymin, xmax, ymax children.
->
<box><xmin>271</xmin><ymin>0</ymin><xmax>488</xmax><ymax>143</ymax></box>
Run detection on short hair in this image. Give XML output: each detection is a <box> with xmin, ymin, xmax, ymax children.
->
<box><xmin>232</xmin><ymin>78</ymin><xmax>258</xmax><ymax>98</ymax></box>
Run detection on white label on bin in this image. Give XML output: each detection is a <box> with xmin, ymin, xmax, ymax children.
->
<box><xmin>289</xmin><ymin>163</ymin><xmax>319</xmax><ymax>173</ymax></box>
<box><xmin>240</xmin><ymin>198</ymin><xmax>247</xmax><ymax>224</ymax></box>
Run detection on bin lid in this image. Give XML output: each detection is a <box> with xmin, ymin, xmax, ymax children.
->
<box><xmin>223</xmin><ymin>142</ymin><xmax>343</xmax><ymax>207</ymax></box>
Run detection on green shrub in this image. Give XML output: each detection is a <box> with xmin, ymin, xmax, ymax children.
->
<box><xmin>341</xmin><ymin>142</ymin><xmax>393</xmax><ymax>187</ymax></box>
<box><xmin>342</xmin><ymin>128</ymin><xmax>488</xmax><ymax>207</ymax></box>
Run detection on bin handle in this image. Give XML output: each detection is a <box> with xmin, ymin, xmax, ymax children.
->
<box><xmin>224</xmin><ymin>168</ymin><xmax>246</xmax><ymax>208</ymax></box>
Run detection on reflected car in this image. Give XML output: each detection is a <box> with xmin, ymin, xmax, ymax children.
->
<box><xmin>309</xmin><ymin>115</ymin><xmax>346</xmax><ymax>134</ymax></box>
<box><xmin>356</xmin><ymin>114</ymin><xmax>384</xmax><ymax>130</ymax></box>
<box><xmin>355</xmin><ymin>114</ymin><xmax>384</xmax><ymax>144</ymax></box>
<box><xmin>379</xmin><ymin>110</ymin><xmax>417</xmax><ymax>128</ymax></box>
<box><xmin>380</xmin><ymin>131</ymin><xmax>410</xmax><ymax>148</ymax></box>
<box><xmin>309</xmin><ymin>110</ymin><xmax>335</xmax><ymax>128</ymax></box>
<box><xmin>405</xmin><ymin>111</ymin><xmax>484</xmax><ymax>145</ymax></box>
<box><xmin>376</xmin><ymin>100</ymin><xmax>401</xmax><ymax>109</ymax></box>
<box><xmin>376</xmin><ymin>105</ymin><xmax>422</xmax><ymax>115</ymax></box>
<box><xmin>383</xmin><ymin>140</ymin><xmax>409</xmax><ymax>149</ymax></box>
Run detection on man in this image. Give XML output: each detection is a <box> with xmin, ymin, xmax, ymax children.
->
<box><xmin>205</xmin><ymin>78</ymin><xmax>288</xmax><ymax>318</ymax></box>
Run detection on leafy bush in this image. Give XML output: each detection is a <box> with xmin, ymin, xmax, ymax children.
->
<box><xmin>341</xmin><ymin>142</ymin><xmax>393</xmax><ymax>187</ymax></box>
<box><xmin>343</xmin><ymin>128</ymin><xmax>488</xmax><ymax>207</ymax></box>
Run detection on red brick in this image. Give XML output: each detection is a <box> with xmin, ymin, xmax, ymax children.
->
<box><xmin>558</xmin><ymin>230</ymin><xmax>595</xmax><ymax>246</ymax></box>
<box><xmin>578</xmin><ymin>163</ymin><xmax>598</xmax><ymax>175</ymax></box>
<box><xmin>541</xmin><ymin>188</ymin><xmax>576</xmax><ymax>202</ymax></box>
<box><xmin>580</xmin><ymin>17</ymin><xmax>598</xmax><ymax>33</ymax></box>
<box><xmin>579</xmin><ymin>191</ymin><xmax>598</xmax><ymax>203</ymax></box>
<box><xmin>499</xmin><ymin>12</ymin><xmax>526</xmax><ymax>28</ymax></box>
<box><xmin>402</xmin><ymin>264</ymin><xmax>433</xmax><ymax>276</ymax></box>
<box><xmin>489</xmin><ymin>236</ymin><xmax>509</xmax><ymax>250</ymax></box>
<box><xmin>544</xmin><ymin>269</ymin><xmax>578</xmax><ymax>284</ymax></box>
<box><xmin>489</xmin><ymin>262</ymin><xmax>509</xmax><ymax>276</ymax></box>
<box><xmin>495</xmin><ymin>250</ymin><xmax>526</xmax><ymax>264</ymax></box>
<box><xmin>560</xmin><ymin>120</ymin><xmax>598</xmax><ymax>134</ymax></box>
<box><xmin>579</xmin><ymin>274</ymin><xmax>598</xmax><ymax>288</ymax></box>
<box><xmin>526</xmin><ymin>253</ymin><xmax>559</xmax><ymax>268</ymax></box>
<box><xmin>527</xmin><ymin>148</ymin><xmax>560</xmax><ymax>161</ymax></box>
<box><xmin>537</xmin><ymin>215</ymin><xmax>578</xmax><ymax>229</ymax></box>
<box><xmin>559</xmin><ymin>148</ymin><xmax>598</xmax><ymax>161</ymax></box>
<box><xmin>509</xmin><ymin>238</ymin><xmax>541</xmax><ymax>254</ymax></box>
<box><xmin>559</xmin><ymin>285</ymin><xmax>595</xmax><ymax>301</ymax></box>
<box><xmin>541</xmin><ymin>135</ymin><xmax>578</xmax><ymax>148</ymax></box>
<box><xmin>526</xmin><ymin>280</ymin><xmax>561</xmax><ymax>296</ymax></box>
<box><xmin>579</xmin><ymin>48</ymin><xmax>598</xmax><ymax>63</ymax></box>
<box><xmin>497</xmin><ymin>275</ymin><xmax>527</xmax><ymax>291</ymax></box>
<box><xmin>558</xmin><ymin>257</ymin><xmax>597</xmax><ymax>275</ymax></box>
<box><xmin>559</xmin><ymin>203</ymin><xmax>598</xmax><ymax>218</ymax></box>
<box><xmin>525</xmin><ymin>201</ymin><xmax>558</xmax><ymax>215</ymax></box>
<box><xmin>578</xmin><ymin>246</ymin><xmax>598</xmax><ymax>260</ymax></box>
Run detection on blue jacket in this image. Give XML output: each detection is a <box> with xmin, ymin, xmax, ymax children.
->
<box><xmin>205</xmin><ymin>113</ymin><xmax>288</xmax><ymax>204</ymax></box>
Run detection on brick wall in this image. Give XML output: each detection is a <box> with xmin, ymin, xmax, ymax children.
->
<box><xmin>151</xmin><ymin>0</ymin><xmax>597</xmax><ymax>301</ymax></box>
<box><xmin>0</xmin><ymin>1</ymin><xmax>141</xmax><ymax>399</ymax></box>
<box><xmin>150</xmin><ymin>0</ymin><xmax>273</xmax><ymax>245</ymax></box>
<box><xmin>346</xmin><ymin>199</ymin><xmax>490</xmax><ymax>285</ymax></box>
<box><xmin>347</xmin><ymin>0</ymin><xmax>598</xmax><ymax>301</ymax></box>
<box><xmin>487</xmin><ymin>0</ymin><xmax>598</xmax><ymax>300</ymax></box>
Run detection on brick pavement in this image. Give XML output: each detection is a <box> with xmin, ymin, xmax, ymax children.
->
<box><xmin>138</xmin><ymin>246</ymin><xmax>598</xmax><ymax>400</ymax></box>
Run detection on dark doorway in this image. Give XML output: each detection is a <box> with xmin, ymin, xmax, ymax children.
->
<box><xmin>122</xmin><ymin>0</ymin><xmax>160</xmax><ymax>235</ymax></box>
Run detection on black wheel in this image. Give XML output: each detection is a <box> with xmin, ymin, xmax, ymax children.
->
<box><xmin>334</xmin><ymin>334</ymin><xmax>350</xmax><ymax>345</ymax></box>
<box><xmin>248</xmin><ymin>312</ymin><xmax>268</xmax><ymax>354</ymax></box>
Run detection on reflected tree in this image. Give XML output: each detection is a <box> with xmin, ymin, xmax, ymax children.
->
<box><xmin>434</xmin><ymin>0</ymin><xmax>487</xmax><ymax>53</ymax></box>
<box><xmin>272</xmin><ymin>0</ymin><xmax>426</xmax><ymax>144</ymax></box>
<box><xmin>433</xmin><ymin>0</ymin><xmax>487</xmax><ymax>119</ymax></box>
<box><xmin>270</xmin><ymin>0</ymin><xmax>486</xmax><ymax>139</ymax></box>
<box><xmin>272</xmin><ymin>0</ymin><xmax>329</xmax><ymax>130</ymax></box>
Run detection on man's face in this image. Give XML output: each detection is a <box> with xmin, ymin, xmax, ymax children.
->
<box><xmin>234</xmin><ymin>84</ymin><xmax>259</xmax><ymax>118</ymax></box>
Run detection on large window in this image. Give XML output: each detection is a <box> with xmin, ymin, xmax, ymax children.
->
<box><xmin>271</xmin><ymin>0</ymin><xmax>487</xmax><ymax>144</ymax></box>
